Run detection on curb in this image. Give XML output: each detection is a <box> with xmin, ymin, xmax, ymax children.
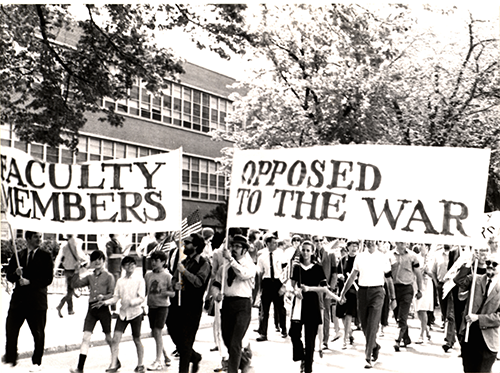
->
<box><xmin>18</xmin><ymin>315</ymin><xmax>259</xmax><ymax>360</ymax></box>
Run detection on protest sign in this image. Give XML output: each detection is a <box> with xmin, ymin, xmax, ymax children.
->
<box><xmin>228</xmin><ymin>145</ymin><xmax>490</xmax><ymax>245</ymax></box>
<box><xmin>1</xmin><ymin>147</ymin><xmax>182</xmax><ymax>234</ymax></box>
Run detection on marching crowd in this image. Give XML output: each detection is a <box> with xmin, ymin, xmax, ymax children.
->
<box><xmin>2</xmin><ymin>228</ymin><xmax>500</xmax><ymax>373</ymax></box>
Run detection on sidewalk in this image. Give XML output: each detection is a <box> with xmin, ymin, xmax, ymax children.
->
<box><xmin>0</xmin><ymin>269</ymin><xmax>229</xmax><ymax>360</ymax></box>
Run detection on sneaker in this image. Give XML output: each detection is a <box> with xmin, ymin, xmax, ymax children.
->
<box><xmin>29</xmin><ymin>365</ymin><xmax>42</xmax><ymax>372</ymax></box>
<box><xmin>147</xmin><ymin>362</ymin><xmax>164</xmax><ymax>371</ymax></box>
<box><xmin>134</xmin><ymin>366</ymin><xmax>145</xmax><ymax>373</ymax></box>
<box><xmin>364</xmin><ymin>359</ymin><xmax>372</xmax><ymax>369</ymax></box>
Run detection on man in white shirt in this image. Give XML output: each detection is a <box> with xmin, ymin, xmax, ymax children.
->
<box><xmin>340</xmin><ymin>240</ymin><xmax>396</xmax><ymax>369</ymax></box>
<box><xmin>212</xmin><ymin>234</ymin><xmax>256</xmax><ymax>373</ymax></box>
<box><xmin>256</xmin><ymin>233</ymin><xmax>287</xmax><ymax>341</ymax></box>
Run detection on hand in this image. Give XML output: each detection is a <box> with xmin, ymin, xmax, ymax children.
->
<box><xmin>18</xmin><ymin>277</ymin><xmax>30</xmax><ymax>286</ymax></box>
<box><xmin>337</xmin><ymin>273</ymin><xmax>345</xmax><ymax>281</ymax></box>
<box><xmin>294</xmin><ymin>289</ymin><xmax>303</xmax><ymax>300</ymax></box>
<box><xmin>121</xmin><ymin>299</ymin><xmax>130</xmax><ymax>308</ymax></box>
<box><xmin>173</xmin><ymin>282</ymin><xmax>182</xmax><ymax>291</ymax></box>
<box><xmin>215</xmin><ymin>293</ymin><xmax>223</xmax><ymax>302</ymax></box>
<box><xmin>222</xmin><ymin>247</ymin><xmax>231</xmax><ymax>260</ymax></box>
<box><xmin>465</xmin><ymin>313</ymin><xmax>479</xmax><ymax>323</ymax></box>
<box><xmin>390</xmin><ymin>299</ymin><xmax>397</xmax><ymax>311</ymax></box>
<box><xmin>300</xmin><ymin>285</ymin><xmax>309</xmax><ymax>293</ymax></box>
<box><xmin>91</xmin><ymin>300</ymin><xmax>106</xmax><ymax>309</ymax></box>
<box><xmin>415</xmin><ymin>290</ymin><xmax>422</xmax><ymax>300</ymax></box>
<box><xmin>178</xmin><ymin>263</ymin><xmax>186</xmax><ymax>274</ymax></box>
<box><xmin>15</xmin><ymin>267</ymin><xmax>23</xmax><ymax>277</ymax></box>
<box><xmin>339</xmin><ymin>295</ymin><xmax>347</xmax><ymax>304</ymax></box>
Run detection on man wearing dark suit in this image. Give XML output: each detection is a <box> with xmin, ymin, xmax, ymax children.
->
<box><xmin>455</xmin><ymin>250</ymin><xmax>500</xmax><ymax>373</ymax></box>
<box><xmin>3</xmin><ymin>231</ymin><xmax>54</xmax><ymax>372</ymax></box>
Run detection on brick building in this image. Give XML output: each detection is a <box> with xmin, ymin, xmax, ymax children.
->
<box><xmin>1</xmin><ymin>53</ymin><xmax>243</xmax><ymax>251</ymax></box>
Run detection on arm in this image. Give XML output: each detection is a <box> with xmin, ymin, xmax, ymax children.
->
<box><xmin>385</xmin><ymin>274</ymin><xmax>397</xmax><ymax>310</ymax></box>
<box><xmin>329</xmin><ymin>252</ymin><xmax>338</xmax><ymax>289</ymax></box>
<box><xmin>340</xmin><ymin>269</ymin><xmax>359</xmax><ymax>299</ymax></box>
<box><xmin>181</xmin><ymin>260</ymin><xmax>211</xmax><ymax>288</ymax></box>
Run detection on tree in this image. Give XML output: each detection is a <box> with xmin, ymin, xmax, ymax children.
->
<box><xmin>213</xmin><ymin>4</ymin><xmax>500</xmax><ymax>212</ymax></box>
<box><xmin>0</xmin><ymin>4</ymin><xmax>250</xmax><ymax>149</ymax></box>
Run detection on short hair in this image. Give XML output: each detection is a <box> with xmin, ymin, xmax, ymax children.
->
<box><xmin>202</xmin><ymin>227</ymin><xmax>214</xmax><ymax>240</ymax></box>
<box><xmin>150</xmin><ymin>250</ymin><xmax>167</xmax><ymax>263</ymax></box>
<box><xmin>264</xmin><ymin>234</ymin><xmax>277</xmax><ymax>245</ymax></box>
<box><xmin>248</xmin><ymin>229</ymin><xmax>260</xmax><ymax>242</ymax></box>
<box><xmin>121</xmin><ymin>255</ymin><xmax>136</xmax><ymax>267</ymax></box>
<box><xmin>25</xmin><ymin>231</ymin><xmax>38</xmax><ymax>240</ymax></box>
<box><xmin>190</xmin><ymin>233</ymin><xmax>206</xmax><ymax>254</ymax></box>
<box><xmin>90</xmin><ymin>250</ymin><xmax>105</xmax><ymax>262</ymax></box>
<box><xmin>154</xmin><ymin>232</ymin><xmax>165</xmax><ymax>240</ymax></box>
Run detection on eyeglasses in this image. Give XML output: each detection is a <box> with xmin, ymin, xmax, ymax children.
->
<box><xmin>292</xmin><ymin>239</ymin><xmax>301</xmax><ymax>243</ymax></box>
<box><xmin>314</xmin><ymin>239</ymin><xmax>322</xmax><ymax>243</ymax></box>
<box><xmin>486</xmin><ymin>260</ymin><xmax>498</xmax><ymax>268</ymax></box>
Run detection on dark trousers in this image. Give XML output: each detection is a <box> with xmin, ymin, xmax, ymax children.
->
<box><xmin>5</xmin><ymin>307</ymin><xmax>47</xmax><ymax>365</ymax></box>
<box><xmin>258</xmin><ymin>279</ymin><xmax>286</xmax><ymax>336</ymax></box>
<box><xmin>380</xmin><ymin>282</ymin><xmax>389</xmax><ymax>327</ymax></box>
<box><xmin>394</xmin><ymin>284</ymin><xmax>414</xmax><ymax>345</ymax></box>
<box><xmin>460</xmin><ymin>322</ymin><xmax>497</xmax><ymax>373</ymax></box>
<box><xmin>57</xmin><ymin>269</ymin><xmax>75</xmax><ymax>312</ymax></box>
<box><xmin>221</xmin><ymin>297</ymin><xmax>252</xmax><ymax>373</ymax></box>
<box><xmin>289</xmin><ymin>321</ymin><xmax>319</xmax><ymax>373</ymax></box>
<box><xmin>357</xmin><ymin>286</ymin><xmax>384</xmax><ymax>361</ymax></box>
<box><xmin>166</xmin><ymin>304</ymin><xmax>202</xmax><ymax>373</ymax></box>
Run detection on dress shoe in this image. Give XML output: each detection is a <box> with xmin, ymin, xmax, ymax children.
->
<box><xmin>191</xmin><ymin>354</ymin><xmax>202</xmax><ymax>373</ymax></box>
<box><xmin>68</xmin><ymin>310</ymin><xmax>75</xmax><ymax>315</ymax></box>
<box><xmin>393</xmin><ymin>343</ymin><xmax>400</xmax><ymax>352</ymax></box>
<box><xmin>442</xmin><ymin>344</ymin><xmax>452</xmax><ymax>353</ymax></box>
<box><xmin>70</xmin><ymin>369</ymin><xmax>84</xmax><ymax>373</ymax></box>
<box><xmin>56</xmin><ymin>305</ymin><xmax>64</xmax><ymax>318</ymax></box>
<box><xmin>281</xmin><ymin>332</ymin><xmax>288</xmax><ymax>338</ymax></box>
<box><xmin>106</xmin><ymin>359</ymin><xmax>121</xmax><ymax>372</ymax></box>
<box><xmin>256</xmin><ymin>335</ymin><xmax>267</xmax><ymax>342</ymax></box>
<box><xmin>372</xmin><ymin>344</ymin><xmax>381</xmax><ymax>362</ymax></box>
<box><xmin>210</xmin><ymin>346</ymin><xmax>219</xmax><ymax>352</ymax></box>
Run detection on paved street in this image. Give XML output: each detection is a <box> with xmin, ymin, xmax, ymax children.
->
<box><xmin>2</xmin><ymin>286</ymin><xmax>500</xmax><ymax>373</ymax></box>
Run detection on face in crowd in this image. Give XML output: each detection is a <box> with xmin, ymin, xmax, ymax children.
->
<box><xmin>312</xmin><ymin>235</ymin><xmax>324</xmax><ymax>250</ymax></box>
<box><xmin>300</xmin><ymin>242</ymin><xmax>314</xmax><ymax>263</ymax></box>
<box><xmin>347</xmin><ymin>242</ymin><xmax>359</xmax><ymax>256</ymax></box>
<box><xmin>485</xmin><ymin>252</ymin><xmax>499</xmax><ymax>279</ymax></box>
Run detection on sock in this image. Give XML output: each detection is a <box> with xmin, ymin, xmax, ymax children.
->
<box><xmin>77</xmin><ymin>354</ymin><xmax>87</xmax><ymax>370</ymax></box>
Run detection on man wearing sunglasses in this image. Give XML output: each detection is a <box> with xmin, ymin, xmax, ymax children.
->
<box><xmin>166</xmin><ymin>233</ymin><xmax>211</xmax><ymax>373</ymax></box>
<box><xmin>455</xmin><ymin>250</ymin><xmax>500</xmax><ymax>373</ymax></box>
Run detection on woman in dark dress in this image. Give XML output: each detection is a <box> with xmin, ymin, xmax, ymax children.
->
<box><xmin>289</xmin><ymin>240</ymin><xmax>340</xmax><ymax>373</ymax></box>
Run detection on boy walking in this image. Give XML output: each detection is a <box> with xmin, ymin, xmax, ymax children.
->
<box><xmin>70</xmin><ymin>250</ymin><xmax>115</xmax><ymax>373</ymax></box>
<box><xmin>103</xmin><ymin>256</ymin><xmax>146</xmax><ymax>373</ymax></box>
<box><xmin>144</xmin><ymin>251</ymin><xmax>175</xmax><ymax>371</ymax></box>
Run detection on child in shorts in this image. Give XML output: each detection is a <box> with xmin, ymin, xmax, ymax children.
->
<box><xmin>104</xmin><ymin>256</ymin><xmax>146</xmax><ymax>373</ymax></box>
<box><xmin>144</xmin><ymin>250</ymin><xmax>174</xmax><ymax>371</ymax></box>
<box><xmin>70</xmin><ymin>250</ymin><xmax>115</xmax><ymax>373</ymax></box>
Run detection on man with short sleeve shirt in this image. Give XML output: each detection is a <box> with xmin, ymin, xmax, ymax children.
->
<box><xmin>256</xmin><ymin>233</ymin><xmax>287</xmax><ymax>341</ymax></box>
<box><xmin>340</xmin><ymin>240</ymin><xmax>396</xmax><ymax>369</ymax></box>
<box><xmin>390</xmin><ymin>242</ymin><xmax>423</xmax><ymax>350</ymax></box>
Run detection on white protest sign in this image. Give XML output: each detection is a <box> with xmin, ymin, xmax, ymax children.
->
<box><xmin>1</xmin><ymin>147</ymin><xmax>182</xmax><ymax>234</ymax></box>
<box><xmin>228</xmin><ymin>145</ymin><xmax>490</xmax><ymax>245</ymax></box>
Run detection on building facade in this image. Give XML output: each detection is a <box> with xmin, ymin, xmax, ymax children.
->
<box><xmin>1</xmin><ymin>61</ymin><xmax>241</xmax><ymax>252</ymax></box>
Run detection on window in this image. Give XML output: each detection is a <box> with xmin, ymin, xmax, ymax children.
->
<box><xmin>182</xmin><ymin>155</ymin><xmax>226</xmax><ymax>201</ymax></box>
<box><xmin>47</xmin><ymin>147</ymin><xmax>59</xmax><ymax>163</ymax></box>
<box><xmin>101</xmin><ymin>81</ymin><xmax>234</xmax><ymax>134</ymax></box>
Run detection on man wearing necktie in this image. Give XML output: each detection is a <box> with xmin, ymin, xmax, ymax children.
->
<box><xmin>256</xmin><ymin>233</ymin><xmax>287</xmax><ymax>341</ymax></box>
<box><xmin>455</xmin><ymin>250</ymin><xmax>500</xmax><ymax>373</ymax></box>
<box><xmin>4</xmin><ymin>231</ymin><xmax>54</xmax><ymax>372</ymax></box>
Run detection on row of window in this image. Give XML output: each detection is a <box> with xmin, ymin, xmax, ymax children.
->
<box><xmin>0</xmin><ymin>127</ymin><xmax>228</xmax><ymax>202</ymax></box>
<box><xmin>103</xmin><ymin>81</ymin><xmax>241</xmax><ymax>134</ymax></box>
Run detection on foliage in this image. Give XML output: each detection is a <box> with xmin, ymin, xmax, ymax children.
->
<box><xmin>0</xmin><ymin>4</ymin><xmax>249</xmax><ymax>150</ymax></box>
<box><xmin>204</xmin><ymin>200</ymin><xmax>228</xmax><ymax>231</ymax></box>
<box><xmin>213</xmin><ymin>4</ymin><xmax>500</xmax><ymax>211</ymax></box>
